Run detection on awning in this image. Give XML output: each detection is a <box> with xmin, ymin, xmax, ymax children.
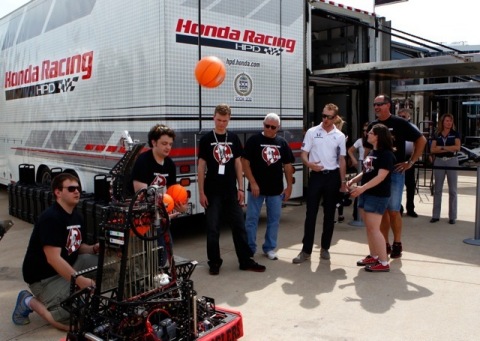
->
<box><xmin>311</xmin><ymin>53</ymin><xmax>480</xmax><ymax>81</ymax></box>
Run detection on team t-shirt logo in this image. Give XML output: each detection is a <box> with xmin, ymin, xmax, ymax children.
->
<box><xmin>66</xmin><ymin>225</ymin><xmax>82</xmax><ymax>255</ymax></box>
<box><xmin>262</xmin><ymin>145</ymin><xmax>281</xmax><ymax>165</ymax></box>
<box><xmin>213</xmin><ymin>144</ymin><xmax>233</xmax><ymax>165</ymax></box>
<box><xmin>151</xmin><ymin>174</ymin><xmax>167</xmax><ymax>187</ymax></box>
<box><xmin>363</xmin><ymin>156</ymin><xmax>376</xmax><ymax>173</ymax></box>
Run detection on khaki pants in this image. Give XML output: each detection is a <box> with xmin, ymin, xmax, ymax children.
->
<box><xmin>29</xmin><ymin>254</ymin><xmax>98</xmax><ymax>323</ymax></box>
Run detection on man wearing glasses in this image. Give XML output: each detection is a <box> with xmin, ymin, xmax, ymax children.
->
<box><xmin>13</xmin><ymin>173</ymin><xmax>99</xmax><ymax>331</ymax></box>
<box><xmin>293</xmin><ymin>103</ymin><xmax>347</xmax><ymax>263</ymax></box>
<box><xmin>365</xmin><ymin>95</ymin><xmax>426</xmax><ymax>258</ymax></box>
<box><xmin>242</xmin><ymin>113</ymin><xmax>294</xmax><ymax>261</ymax></box>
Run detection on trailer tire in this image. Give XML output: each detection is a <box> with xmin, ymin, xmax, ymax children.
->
<box><xmin>37</xmin><ymin>166</ymin><xmax>52</xmax><ymax>186</ymax></box>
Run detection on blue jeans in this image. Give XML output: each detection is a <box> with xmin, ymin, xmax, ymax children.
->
<box><xmin>387</xmin><ymin>172</ymin><xmax>405</xmax><ymax>211</ymax></box>
<box><xmin>358</xmin><ymin>194</ymin><xmax>389</xmax><ymax>215</ymax></box>
<box><xmin>245</xmin><ymin>192</ymin><xmax>283</xmax><ymax>254</ymax></box>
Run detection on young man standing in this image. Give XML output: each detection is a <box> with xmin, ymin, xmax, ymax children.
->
<box><xmin>293</xmin><ymin>103</ymin><xmax>348</xmax><ymax>263</ymax></box>
<box><xmin>242</xmin><ymin>113</ymin><xmax>294</xmax><ymax>260</ymax></box>
<box><xmin>130</xmin><ymin>124</ymin><xmax>187</xmax><ymax>265</ymax></box>
<box><xmin>197</xmin><ymin>104</ymin><xmax>266</xmax><ymax>275</ymax></box>
<box><xmin>12</xmin><ymin>173</ymin><xmax>99</xmax><ymax>331</ymax></box>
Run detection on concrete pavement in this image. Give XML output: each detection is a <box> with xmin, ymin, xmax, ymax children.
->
<box><xmin>1</xmin><ymin>170</ymin><xmax>480</xmax><ymax>340</ymax></box>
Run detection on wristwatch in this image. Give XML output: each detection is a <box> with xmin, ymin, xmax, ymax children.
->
<box><xmin>408</xmin><ymin>160</ymin><xmax>415</xmax><ymax>166</ymax></box>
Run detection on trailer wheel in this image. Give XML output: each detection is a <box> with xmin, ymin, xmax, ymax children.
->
<box><xmin>37</xmin><ymin>166</ymin><xmax>52</xmax><ymax>185</ymax></box>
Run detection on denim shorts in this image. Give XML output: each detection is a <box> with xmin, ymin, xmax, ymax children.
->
<box><xmin>387</xmin><ymin>172</ymin><xmax>405</xmax><ymax>211</ymax></box>
<box><xmin>358</xmin><ymin>193</ymin><xmax>390</xmax><ymax>215</ymax></box>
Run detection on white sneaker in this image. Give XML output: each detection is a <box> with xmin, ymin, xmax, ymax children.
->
<box><xmin>265</xmin><ymin>250</ymin><xmax>278</xmax><ymax>260</ymax></box>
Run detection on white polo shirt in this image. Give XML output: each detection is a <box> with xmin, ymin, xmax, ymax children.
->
<box><xmin>302</xmin><ymin>123</ymin><xmax>346</xmax><ymax>170</ymax></box>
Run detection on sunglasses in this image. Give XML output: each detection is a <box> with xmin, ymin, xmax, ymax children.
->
<box><xmin>264</xmin><ymin>124</ymin><xmax>278</xmax><ymax>130</ymax></box>
<box><xmin>322</xmin><ymin>114</ymin><xmax>335</xmax><ymax>120</ymax></box>
<box><xmin>62</xmin><ymin>186</ymin><xmax>81</xmax><ymax>193</ymax></box>
<box><xmin>373</xmin><ymin>102</ymin><xmax>387</xmax><ymax>107</ymax></box>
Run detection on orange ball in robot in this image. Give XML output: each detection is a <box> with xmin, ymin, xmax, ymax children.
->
<box><xmin>162</xmin><ymin>193</ymin><xmax>175</xmax><ymax>213</ymax></box>
<box><xmin>166</xmin><ymin>184</ymin><xmax>188</xmax><ymax>206</ymax></box>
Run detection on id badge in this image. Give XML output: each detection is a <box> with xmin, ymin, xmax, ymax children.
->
<box><xmin>218</xmin><ymin>164</ymin><xmax>225</xmax><ymax>175</ymax></box>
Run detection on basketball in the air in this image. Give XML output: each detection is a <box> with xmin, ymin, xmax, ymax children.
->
<box><xmin>162</xmin><ymin>193</ymin><xmax>175</xmax><ymax>213</ymax></box>
<box><xmin>167</xmin><ymin>184</ymin><xmax>188</xmax><ymax>205</ymax></box>
<box><xmin>194</xmin><ymin>56</ymin><xmax>226</xmax><ymax>88</ymax></box>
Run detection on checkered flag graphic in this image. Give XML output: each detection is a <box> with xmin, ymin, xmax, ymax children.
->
<box><xmin>264</xmin><ymin>47</ymin><xmax>283</xmax><ymax>55</ymax></box>
<box><xmin>59</xmin><ymin>77</ymin><xmax>79</xmax><ymax>92</ymax></box>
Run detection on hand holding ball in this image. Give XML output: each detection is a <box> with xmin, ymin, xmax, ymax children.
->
<box><xmin>194</xmin><ymin>56</ymin><xmax>226</xmax><ymax>88</ymax></box>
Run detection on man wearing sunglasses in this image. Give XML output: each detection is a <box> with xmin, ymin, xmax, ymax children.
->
<box><xmin>293</xmin><ymin>103</ymin><xmax>348</xmax><ymax>263</ymax></box>
<box><xmin>365</xmin><ymin>94</ymin><xmax>426</xmax><ymax>259</ymax></box>
<box><xmin>242</xmin><ymin>113</ymin><xmax>294</xmax><ymax>261</ymax></box>
<box><xmin>13</xmin><ymin>173</ymin><xmax>99</xmax><ymax>331</ymax></box>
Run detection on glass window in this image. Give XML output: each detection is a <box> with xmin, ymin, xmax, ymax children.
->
<box><xmin>16</xmin><ymin>0</ymin><xmax>52</xmax><ymax>44</ymax></box>
<box><xmin>2</xmin><ymin>13</ymin><xmax>22</xmax><ymax>50</ymax></box>
<box><xmin>45</xmin><ymin>0</ymin><xmax>96</xmax><ymax>32</ymax></box>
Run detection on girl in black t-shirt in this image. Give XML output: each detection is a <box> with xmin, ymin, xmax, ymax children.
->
<box><xmin>347</xmin><ymin>124</ymin><xmax>396</xmax><ymax>273</ymax></box>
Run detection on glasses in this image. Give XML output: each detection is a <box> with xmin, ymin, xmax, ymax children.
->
<box><xmin>322</xmin><ymin>114</ymin><xmax>335</xmax><ymax>120</ymax></box>
<box><xmin>62</xmin><ymin>186</ymin><xmax>81</xmax><ymax>193</ymax></box>
<box><xmin>264</xmin><ymin>124</ymin><xmax>278</xmax><ymax>130</ymax></box>
<box><xmin>373</xmin><ymin>102</ymin><xmax>387</xmax><ymax>107</ymax></box>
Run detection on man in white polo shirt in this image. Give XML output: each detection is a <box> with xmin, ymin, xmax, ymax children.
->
<box><xmin>293</xmin><ymin>103</ymin><xmax>347</xmax><ymax>263</ymax></box>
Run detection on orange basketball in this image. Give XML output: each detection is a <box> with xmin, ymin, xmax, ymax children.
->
<box><xmin>194</xmin><ymin>56</ymin><xmax>226</xmax><ymax>88</ymax></box>
<box><xmin>162</xmin><ymin>193</ymin><xmax>175</xmax><ymax>213</ymax></box>
<box><xmin>167</xmin><ymin>184</ymin><xmax>188</xmax><ymax>205</ymax></box>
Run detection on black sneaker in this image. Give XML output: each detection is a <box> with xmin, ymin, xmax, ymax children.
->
<box><xmin>239</xmin><ymin>260</ymin><xmax>266</xmax><ymax>272</ymax></box>
<box><xmin>209</xmin><ymin>264</ymin><xmax>220</xmax><ymax>275</ymax></box>
<box><xmin>407</xmin><ymin>211</ymin><xmax>418</xmax><ymax>218</ymax></box>
<box><xmin>208</xmin><ymin>260</ymin><xmax>222</xmax><ymax>276</ymax></box>
<box><xmin>390</xmin><ymin>242</ymin><xmax>402</xmax><ymax>259</ymax></box>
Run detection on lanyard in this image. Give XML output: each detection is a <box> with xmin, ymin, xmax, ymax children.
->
<box><xmin>213</xmin><ymin>130</ymin><xmax>228</xmax><ymax>164</ymax></box>
<box><xmin>441</xmin><ymin>135</ymin><xmax>448</xmax><ymax>146</ymax></box>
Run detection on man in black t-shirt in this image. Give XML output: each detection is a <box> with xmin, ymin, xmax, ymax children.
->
<box><xmin>242</xmin><ymin>113</ymin><xmax>294</xmax><ymax>260</ymax></box>
<box><xmin>365</xmin><ymin>94</ymin><xmax>426</xmax><ymax>258</ymax></box>
<box><xmin>131</xmin><ymin>124</ymin><xmax>177</xmax><ymax>193</ymax></box>
<box><xmin>13</xmin><ymin>173</ymin><xmax>99</xmax><ymax>331</ymax></box>
<box><xmin>198</xmin><ymin>104</ymin><xmax>266</xmax><ymax>275</ymax></box>
<box><xmin>131</xmin><ymin>124</ymin><xmax>187</xmax><ymax>266</ymax></box>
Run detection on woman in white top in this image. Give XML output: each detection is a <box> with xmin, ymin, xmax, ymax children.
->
<box><xmin>347</xmin><ymin>122</ymin><xmax>369</xmax><ymax>221</ymax></box>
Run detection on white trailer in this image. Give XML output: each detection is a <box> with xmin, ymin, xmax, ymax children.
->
<box><xmin>1</xmin><ymin>0</ymin><xmax>397</xmax><ymax>217</ymax></box>
<box><xmin>0</xmin><ymin>0</ymin><xmax>306</xmax><ymax>215</ymax></box>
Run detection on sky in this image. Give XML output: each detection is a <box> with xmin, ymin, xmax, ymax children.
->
<box><xmin>1</xmin><ymin>0</ymin><xmax>479</xmax><ymax>46</ymax></box>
